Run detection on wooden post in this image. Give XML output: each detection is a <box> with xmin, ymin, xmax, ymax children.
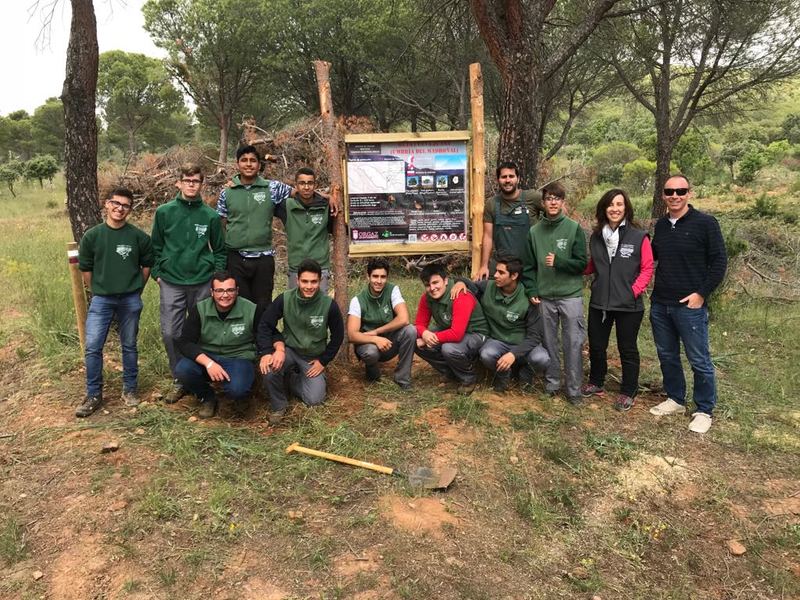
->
<box><xmin>469</xmin><ymin>63</ymin><xmax>486</xmax><ymax>279</ymax></box>
<box><xmin>313</xmin><ymin>60</ymin><xmax>348</xmax><ymax>321</ymax></box>
<box><xmin>67</xmin><ymin>242</ymin><xmax>87</xmax><ymax>351</ymax></box>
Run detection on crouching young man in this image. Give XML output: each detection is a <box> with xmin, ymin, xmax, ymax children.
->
<box><xmin>174</xmin><ymin>272</ymin><xmax>258</xmax><ymax>418</ymax></box>
<box><xmin>414</xmin><ymin>264</ymin><xmax>489</xmax><ymax>395</ymax></box>
<box><xmin>258</xmin><ymin>259</ymin><xmax>344</xmax><ymax>426</ymax></box>
<box><xmin>347</xmin><ymin>257</ymin><xmax>416</xmax><ymax>390</ymax></box>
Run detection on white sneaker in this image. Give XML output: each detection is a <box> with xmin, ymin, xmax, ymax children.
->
<box><xmin>688</xmin><ymin>412</ymin><xmax>712</xmax><ymax>434</ymax></box>
<box><xmin>649</xmin><ymin>398</ymin><xmax>686</xmax><ymax>416</ymax></box>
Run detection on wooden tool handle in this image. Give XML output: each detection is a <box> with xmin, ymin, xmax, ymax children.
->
<box><xmin>286</xmin><ymin>442</ymin><xmax>394</xmax><ymax>475</ymax></box>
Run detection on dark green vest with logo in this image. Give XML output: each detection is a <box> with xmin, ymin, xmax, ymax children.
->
<box><xmin>282</xmin><ymin>288</ymin><xmax>333</xmax><ymax>357</ymax></box>
<box><xmin>197</xmin><ymin>296</ymin><xmax>257</xmax><ymax>360</ymax></box>
<box><xmin>225</xmin><ymin>176</ymin><xmax>274</xmax><ymax>252</ymax></box>
<box><xmin>427</xmin><ymin>281</ymin><xmax>489</xmax><ymax>336</ymax></box>
<box><xmin>356</xmin><ymin>283</ymin><xmax>397</xmax><ymax>331</ymax></box>
<box><xmin>481</xmin><ymin>281</ymin><xmax>529</xmax><ymax>344</ymax></box>
<box><xmin>285</xmin><ymin>195</ymin><xmax>330</xmax><ymax>270</ymax></box>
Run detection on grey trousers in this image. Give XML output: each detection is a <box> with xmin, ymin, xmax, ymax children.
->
<box><xmin>353</xmin><ymin>324</ymin><xmax>416</xmax><ymax>387</ymax></box>
<box><xmin>288</xmin><ymin>269</ymin><xmax>330</xmax><ymax>294</ymax></box>
<box><xmin>263</xmin><ymin>346</ymin><xmax>327</xmax><ymax>411</ymax></box>
<box><xmin>479</xmin><ymin>338</ymin><xmax>550</xmax><ymax>383</ymax></box>
<box><xmin>540</xmin><ymin>297</ymin><xmax>585</xmax><ymax>397</ymax></box>
<box><xmin>414</xmin><ymin>332</ymin><xmax>485</xmax><ymax>385</ymax></box>
<box><xmin>158</xmin><ymin>279</ymin><xmax>211</xmax><ymax>376</ymax></box>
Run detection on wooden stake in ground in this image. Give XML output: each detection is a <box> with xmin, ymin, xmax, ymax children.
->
<box><xmin>67</xmin><ymin>242</ymin><xmax>87</xmax><ymax>351</ymax></box>
<box><xmin>313</xmin><ymin>60</ymin><xmax>348</xmax><ymax>320</ymax></box>
<box><xmin>469</xmin><ymin>63</ymin><xmax>486</xmax><ymax>279</ymax></box>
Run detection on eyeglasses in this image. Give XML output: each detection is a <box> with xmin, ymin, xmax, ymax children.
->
<box><xmin>543</xmin><ymin>195</ymin><xmax>563</xmax><ymax>202</ymax></box>
<box><xmin>108</xmin><ymin>200</ymin><xmax>132</xmax><ymax>211</ymax></box>
<box><xmin>212</xmin><ymin>287</ymin><xmax>238</xmax><ymax>295</ymax></box>
<box><xmin>181</xmin><ymin>178</ymin><xmax>203</xmax><ymax>186</ymax></box>
<box><xmin>663</xmin><ymin>188</ymin><xmax>689</xmax><ymax>196</ymax></box>
<box><xmin>296</xmin><ymin>181</ymin><xmax>315</xmax><ymax>187</ymax></box>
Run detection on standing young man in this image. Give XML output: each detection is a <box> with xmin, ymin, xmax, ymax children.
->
<box><xmin>151</xmin><ymin>163</ymin><xmax>226</xmax><ymax>403</ymax></box>
<box><xmin>280</xmin><ymin>167</ymin><xmax>333</xmax><ymax>293</ymax></box>
<box><xmin>475</xmin><ymin>161</ymin><xmax>541</xmax><ymax>280</ymax></box>
<box><xmin>414</xmin><ymin>264</ymin><xmax>489</xmax><ymax>395</ymax></box>
<box><xmin>217</xmin><ymin>145</ymin><xmax>294</xmax><ymax>315</ymax></box>
<box><xmin>257</xmin><ymin>259</ymin><xmax>344</xmax><ymax>426</ymax></box>
<box><xmin>522</xmin><ymin>182</ymin><xmax>588</xmax><ymax>406</ymax></box>
<box><xmin>649</xmin><ymin>174</ymin><xmax>727</xmax><ymax>433</ymax></box>
<box><xmin>77</xmin><ymin>188</ymin><xmax>153</xmax><ymax>417</ymax></box>
<box><xmin>347</xmin><ymin>257</ymin><xmax>416</xmax><ymax>390</ymax></box>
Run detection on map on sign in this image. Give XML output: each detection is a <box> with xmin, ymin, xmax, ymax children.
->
<box><xmin>347</xmin><ymin>160</ymin><xmax>406</xmax><ymax>195</ymax></box>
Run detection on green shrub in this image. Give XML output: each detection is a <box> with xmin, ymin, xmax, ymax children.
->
<box><xmin>591</xmin><ymin>141</ymin><xmax>642</xmax><ymax>183</ymax></box>
<box><xmin>754</xmin><ymin>194</ymin><xmax>778</xmax><ymax>217</ymax></box>
<box><xmin>621</xmin><ymin>158</ymin><xmax>656</xmax><ymax>194</ymax></box>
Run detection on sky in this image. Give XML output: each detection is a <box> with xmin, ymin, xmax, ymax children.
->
<box><xmin>0</xmin><ymin>0</ymin><xmax>162</xmax><ymax>115</ymax></box>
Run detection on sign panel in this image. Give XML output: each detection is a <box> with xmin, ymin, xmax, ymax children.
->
<box><xmin>345</xmin><ymin>132</ymin><xmax>470</xmax><ymax>255</ymax></box>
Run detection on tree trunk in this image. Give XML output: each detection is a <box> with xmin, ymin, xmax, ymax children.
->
<box><xmin>128</xmin><ymin>129</ymin><xmax>136</xmax><ymax>157</ymax></box>
<box><xmin>497</xmin><ymin>70</ymin><xmax>542</xmax><ymax>188</ymax></box>
<box><xmin>218</xmin><ymin>113</ymin><xmax>230</xmax><ymax>164</ymax></box>
<box><xmin>62</xmin><ymin>0</ymin><xmax>101</xmax><ymax>242</ymax></box>
<box><xmin>652</xmin><ymin>130</ymin><xmax>674</xmax><ymax>219</ymax></box>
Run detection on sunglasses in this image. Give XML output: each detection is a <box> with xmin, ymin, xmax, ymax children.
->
<box><xmin>663</xmin><ymin>188</ymin><xmax>689</xmax><ymax>197</ymax></box>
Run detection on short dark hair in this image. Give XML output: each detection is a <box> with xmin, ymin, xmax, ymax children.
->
<box><xmin>420</xmin><ymin>264</ymin><xmax>447</xmax><ymax>284</ymax></box>
<box><xmin>109</xmin><ymin>187</ymin><xmax>134</xmax><ymax>202</ymax></box>
<box><xmin>367</xmin><ymin>257</ymin><xmax>390</xmax><ymax>276</ymax></box>
<box><xmin>495</xmin><ymin>161</ymin><xmax>520</xmax><ymax>179</ymax></box>
<box><xmin>236</xmin><ymin>144</ymin><xmax>261</xmax><ymax>161</ymax></box>
<box><xmin>297</xmin><ymin>259</ymin><xmax>322</xmax><ymax>278</ymax></box>
<box><xmin>495</xmin><ymin>253</ymin><xmax>523</xmax><ymax>277</ymax></box>
<box><xmin>594</xmin><ymin>188</ymin><xmax>636</xmax><ymax>234</ymax></box>
<box><xmin>542</xmin><ymin>181</ymin><xmax>566</xmax><ymax>200</ymax></box>
<box><xmin>296</xmin><ymin>167</ymin><xmax>315</xmax><ymax>179</ymax></box>
<box><xmin>210</xmin><ymin>271</ymin><xmax>238</xmax><ymax>287</ymax></box>
<box><xmin>179</xmin><ymin>163</ymin><xmax>204</xmax><ymax>181</ymax></box>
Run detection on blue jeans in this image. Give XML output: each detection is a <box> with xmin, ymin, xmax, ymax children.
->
<box><xmin>650</xmin><ymin>302</ymin><xmax>717</xmax><ymax>415</ymax></box>
<box><xmin>174</xmin><ymin>354</ymin><xmax>255</xmax><ymax>403</ymax></box>
<box><xmin>85</xmin><ymin>292</ymin><xmax>144</xmax><ymax>397</ymax></box>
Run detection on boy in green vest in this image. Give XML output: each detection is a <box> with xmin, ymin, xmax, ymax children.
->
<box><xmin>174</xmin><ymin>272</ymin><xmax>259</xmax><ymax>418</ymax></box>
<box><xmin>151</xmin><ymin>163</ymin><xmax>226</xmax><ymax>404</ymax></box>
<box><xmin>347</xmin><ymin>257</ymin><xmax>416</xmax><ymax>390</ymax></box>
<box><xmin>217</xmin><ymin>145</ymin><xmax>294</xmax><ymax>316</ymax></box>
<box><xmin>414</xmin><ymin>264</ymin><xmax>489</xmax><ymax>395</ymax></box>
<box><xmin>280</xmin><ymin>167</ymin><xmax>333</xmax><ymax>293</ymax></box>
<box><xmin>521</xmin><ymin>182</ymin><xmax>588</xmax><ymax>406</ymax></box>
<box><xmin>452</xmin><ymin>254</ymin><xmax>549</xmax><ymax>393</ymax></box>
<box><xmin>77</xmin><ymin>188</ymin><xmax>154</xmax><ymax>417</ymax></box>
<box><xmin>257</xmin><ymin>259</ymin><xmax>344</xmax><ymax>426</ymax></box>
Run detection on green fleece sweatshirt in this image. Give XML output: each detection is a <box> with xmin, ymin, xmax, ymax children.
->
<box><xmin>521</xmin><ymin>212</ymin><xmax>587</xmax><ymax>299</ymax></box>
<box><xmin>151</xmin><ymin>194</ymin><xmax>227</xmax><ymax>285</ymax></box>
<box><xmin>79</xmin><ymin>222</ymin><xmax>154</xmax><ymax>295</ymax></box>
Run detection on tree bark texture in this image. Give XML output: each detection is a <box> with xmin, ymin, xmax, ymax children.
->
<box><xmin>313</xmin><ymin>61</ymin><xmax>349</xmax><ymax>322</ymax></box>
<box><xmin>62</xmin><ymin>0</ymin><xmax>101</xmax><ymax>242</ymax></box>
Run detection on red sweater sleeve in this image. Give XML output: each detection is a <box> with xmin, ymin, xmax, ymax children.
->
<box><xmin>584</xmin><ymin>257</ymin><xmax>595</xmax><ymax>276</ymax></box>
<box><xmin>415</xmin><ymin>294</ymin><xmax>431</xmax><ymax>337</ymax></box>
<box><xmin>632</xmin><ymin>236</ymin><xmax>654</xmax><ymax>298</ymax></box>
<box><xmin>435</xmin><ymin>293</ymin><xmax>476</xmax><ymax>343</ymax></box>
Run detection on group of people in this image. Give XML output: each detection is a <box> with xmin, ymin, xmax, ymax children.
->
<box><xmin>77</xmin><ymin>149</ymin><xmax>727</xmax><ymax>434</ymax></box>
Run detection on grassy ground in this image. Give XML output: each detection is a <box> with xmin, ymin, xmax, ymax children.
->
<box><xmin>0</xmin><ymin>179</ymin><xmax>798</xmax><ymax>599</ymax></box>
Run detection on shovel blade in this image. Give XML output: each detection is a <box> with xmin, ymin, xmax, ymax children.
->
<box><xmin>407</xmin><ymin>465</ymin><xmax>457</xmax><ymax>490</ymax></box>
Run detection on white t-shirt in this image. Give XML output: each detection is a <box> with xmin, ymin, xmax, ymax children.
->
<box><xmin>348</xmin><ymin>285</ymin><xmax>405</xmax><ymax>317</ymax></box>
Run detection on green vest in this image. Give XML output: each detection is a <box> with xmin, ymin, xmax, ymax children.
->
<box><xmin>356</xmin><ymin>283</ymin><xmax>397</xmax><ymax>331</ymax></box>
<box><xmin>481</xmin><ymin>281</ymin><xmax>529</xmax><ymax>344</ymax></box>
<box><xmin>427</xmin><ymin>281</ymin><xmax>489</xmax><ymax>336</ymax></box>
<box><xmin>285</xmin><ymin>195</ymin><xmax>330</xmax><ymax>270</ymax></box>
<box><xmin>197</xmin><ymin>296</ymin><xmax>257</xmax><ymax>360</ymax></box>
<box><xmin>224</xmin><ymin>176</ymin><xmax>274</xmax><ymax>252</ymax></box>
<box><xmin>282</xmin><ymin>288</ymin><xmax>333</xmax><ymax>357</ymax></box>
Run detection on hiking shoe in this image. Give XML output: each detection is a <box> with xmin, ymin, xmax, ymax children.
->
<box><xmin>165</xmin><ymin>380</ymin><xmax>187</xmax><ymax>404</ymax></box>
<box><xmin>457</xmin><ymin>383</ymin><xmax>476</xmax><ymax>395</ymax></box>
<box><xmin>197</xmin><ymin>398</ymin><xmax>217</xmax><ymax>419</ymax></box>
<box><xmin>580</xmin><ymin>383</ymin><xmax>605</xmax><ymax>397</ymax></box>
<box><xmin>614</xmin><ymin>394</ymin><xmax>635</xmax><ymax>412</ymax></box>
<box><xmin>493</xmin><ymin>378</ymin><xmax>510</xmax><ymax>394</ymax></box>
<box><xmin>268</xmin><ymin>408</ymin><xmax>287</xmax><ymax>426</ymax></box>
<box><xmin>365</xmin><ymin>363</ymin><xmax>381</xmax><ymax>382</ymax></box>
<box><xmin>688</xmin><ymin>412</ymin><xmax>713</xmax><ymax>434</ymax></box>
<box><xmin>122</xmin><ymin>390</ymin><xmax>140</xmax><ymax>407</ymax></box>
<box><xmin>649</xmin><ymin>398</ymin><xmax>685</xmax><ymax>416</ymax></box>
<box><xmin>567</xmin><ymin>395</ymin><xmax>584</xmax><ymax>407</ymax></box>
<box><xmin>394</xmin><ymin>380</ymin><xmax>412</xmax><ymax>391</ymax></box>
<box><xmin>76</xmin><ymin>395</ymin><xmax>102</xmax><ymax>418</ymax></box>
